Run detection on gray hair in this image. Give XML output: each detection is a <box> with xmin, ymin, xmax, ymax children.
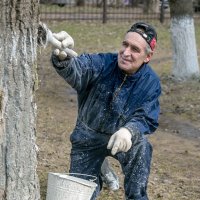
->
<box><xmin>146</xmin><ymin>43</ymin><xmax>153</xmax><ymax>55</ymax></box>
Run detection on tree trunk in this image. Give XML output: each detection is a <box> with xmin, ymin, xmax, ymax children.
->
<box><xmin>143</xmin><ymin>0</ymin><xmax>150</xmax><ymax>13</ymax></box>
<box><xmin>0</xmin><ymin>0</ymin><xmax>40</xmax><ymax>199</ymax></box>
<box><xmin>169</xmin><ymin>0</ymin><xmax>200</xmax><ymax>79</ymax></box>
<box><xmin>76</xmin><ymin>0</ymin><xmax>85</xmax><ymax>6</ymax></box>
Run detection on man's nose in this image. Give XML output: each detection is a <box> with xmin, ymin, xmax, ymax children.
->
<box><xmin>123</xmin><ymin>47</ymin><xmax>131</xmax><ymax>56</ymax></box>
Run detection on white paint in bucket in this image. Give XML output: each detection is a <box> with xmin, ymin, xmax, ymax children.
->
<box><xmin>46</xmin><ymin>172</ymin><xmax>97</xmax><ymax>200</ymax></box>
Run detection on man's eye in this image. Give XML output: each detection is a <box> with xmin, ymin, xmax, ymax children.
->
<box><xmin>131</xmin><ymin>47</ymin><xmax>139</xmax><ymax>52</ymax></box>
<box><xmin>122</xmin><ymin>42</ymin><xmax>128</xmax><ymax>47</ymax></box>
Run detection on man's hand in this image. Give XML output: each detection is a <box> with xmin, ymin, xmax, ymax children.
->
<box><xmin>52</xmin><ymin>31</ymin><xmax>78</xmax><ymax>60</ymax></box>
<box><xmin>53</xmin><ymin>49</ymin><xmax>69</xmax><ymax>61</ymax></box>
<box><xmin>107</xmin><ymin>128</ymin><xmax>132</xmax><ymax>155</ymax></box>
<box><xmin>53</xmin><ymin>31</ymin><xmax>74</xmax><ymax>49</ymax></box>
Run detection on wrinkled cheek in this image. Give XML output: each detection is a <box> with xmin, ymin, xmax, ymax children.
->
<box><xmin>117</xmin><ymin>52</ymin><xmax>122</xmax><ymax>63</ymax></box>
<box><xmin>118</xmin><ymin>61</ymin><xmax>126</xmax><ymax>71</ymax></box>
<box><xmin>118</xmin><ymin>58</ymin><xmax>124</xmax><ymax>69</ymax></box>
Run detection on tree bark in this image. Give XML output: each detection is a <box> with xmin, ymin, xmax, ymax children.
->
<box><xmin>169</xmin><ymin>0</ymin><xmax>200</xmax><ymax>79</ymax></box>
<box><xmin>0</xmin><ymin>0</ymin><xmax>40</xmax><ymax>199</ymax></box>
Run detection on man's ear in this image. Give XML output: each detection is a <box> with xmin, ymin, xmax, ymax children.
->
<box><xmin>144</xmin><ymin>52</ymin><xmax>153</xmax><ymax>63</ymax></box>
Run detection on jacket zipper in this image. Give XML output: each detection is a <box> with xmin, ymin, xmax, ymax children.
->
<box><xmin>99</xmin><ymin>74</ymin><xmax>127</xmax><ymax>131</ymax></box>
<box><xmin>112</xmin><ymin>74</ymin><xmax>127</xmax><ymax>101</ymax></box>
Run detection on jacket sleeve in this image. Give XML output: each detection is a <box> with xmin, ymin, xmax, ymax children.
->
<box><xmin>124</xmin><ymin>79</ymin><xmax>161</xmax><ymax>136</ymax></box>
<box><xmin>51</xmin><ymin>53</ymin><xmax>104</xmax><ymax>93</ymax></box>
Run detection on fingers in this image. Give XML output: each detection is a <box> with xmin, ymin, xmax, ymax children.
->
<box><xmin>53</xmin><ymin>31</ymin><xmax>74</xmax><ymax>49</ymax></box>
<box><xmin>53</xmin><ymin>49</ymin><xmax>60</xmax><ymax>56</ymax></box>
<box><xmin>52</xmin><ymin>31</ymin><xmax>77</xmax><ymax>58</ymax></box>
<box><xmin>107</xmin><ymin>135</ymin><xmax>115</xmax><ymax>150</ymax></box>
<box><xmin>59</xmin><ymin>51</ymin><xmax>68</xmax><ymax>61</ymax></box>
<box><xmin>53</xmin><ymin>31</ymin><xmax>69</xmax><ymax>41</ymax></box>
<box><xmin>107</xmin><ymin>128</ymin><xmax>133</xmax><ymax>155</ymax></box>
<box><xmin>53</xmin><ymin>48</ymin><xmax>78</xmax><ymax>60</ymax></box>
<box><xmin>63</xmin><ymin>48</ymin><xmax>78</xmax><ymax>57</ymax></box>
<box><xmin>111</xmin><ymin>140</ymin><xmax>121</xmax><ymax>155</ymax></box>
<box><xmin>107</xmin><ymin>135</ymin><xmax>122</xmax><ymax>156</ymax></box>
<box><xmin>107</xmin><ymin>136</ymin><xmax>132</xmax><ymax>155</ymax></box>
<box><xmin>62</xmin><ymin>38</ymin><xmax>74</xmax><ymax>49</ymax></box>
<box><xmin>53</xmin><ymin>49</ymin><xmax>68</xmax><ymax>61</ymax></box>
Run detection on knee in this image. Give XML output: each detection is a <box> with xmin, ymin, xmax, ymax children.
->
<box><xmin>131</xmin><ymin>135</ymin><xmax>152</xmax><ymax>153</ymax></box>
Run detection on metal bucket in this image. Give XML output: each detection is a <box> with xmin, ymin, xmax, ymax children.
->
<box><xmin>46</xmin><ymin>172</ymin><xmax>97</xmax><ymax>200</ymax></box>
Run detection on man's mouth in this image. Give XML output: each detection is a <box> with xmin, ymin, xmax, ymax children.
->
<box><xmin>121</xmin><ymin>57</ymin><xmax>131</xmax><ymax>64</ymax></box>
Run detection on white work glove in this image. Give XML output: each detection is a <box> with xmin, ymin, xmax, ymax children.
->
<box><xmin>107</xmin><ymin>128</ymin><xmax>132</xmax><ymax>155</ymax></box>
<box><xmin>53</xmin><ymin>49</ymin><xmax>69</xmax><ymax>61</ymax></box>
<box><xmin>53</xmin><ymin>31</ymin><xmax>74</xmax><ymax>49</ymax></box>
<box><xmin>52</xmin><ymin>31</ymin><xmax>78</xmax><ymax>60</ymax></box>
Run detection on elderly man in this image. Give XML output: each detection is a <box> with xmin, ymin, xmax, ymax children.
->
<box><xmin>51</xmin><ymin>22</ymin><xmax>161</xmax><ymax>200</ymax></box>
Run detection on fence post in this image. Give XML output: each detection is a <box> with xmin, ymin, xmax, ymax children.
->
<box><xmin>160</xmin><ymin>0</ymin><xmax>165</xmax><ymax>23</ymax></box>
<box><xmin>102</xmin><ymin>0</ymin><xmax>107</xmax><ymax>23</ymax></box>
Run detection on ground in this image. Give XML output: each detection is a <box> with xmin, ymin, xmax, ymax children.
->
<box><xmin>36</xmin><ymin>22</ymin><xmax>200</xmax><ymax>200</ymax></box>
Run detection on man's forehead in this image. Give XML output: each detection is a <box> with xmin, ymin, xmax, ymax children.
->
<box><xmin>124</xmin><ymin>32</ymin><xmax>148</xmax><ymax>47</ymax></box>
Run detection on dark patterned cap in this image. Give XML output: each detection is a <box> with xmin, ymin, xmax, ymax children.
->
<box><xmin>127</xmin><ymin>22</ymin><xmax>157</xmax><ymax>51</ymax></box>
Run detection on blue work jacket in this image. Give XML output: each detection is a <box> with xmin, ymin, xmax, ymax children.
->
<box><xmin>51</xmin><ymin>53</ymin><xmax>161</xmax><ymax>136</ymax></box>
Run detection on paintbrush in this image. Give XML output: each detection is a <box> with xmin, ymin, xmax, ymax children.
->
<box><xmin>37</xmin><ymin>22</ymin><xmax>78</xmax><ymax>58</ymax></box>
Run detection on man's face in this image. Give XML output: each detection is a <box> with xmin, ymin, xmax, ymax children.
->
<box><xmin>118</xmin><ymin>32</ymin><xmax>153</xmax><ymax>75</ymax></box>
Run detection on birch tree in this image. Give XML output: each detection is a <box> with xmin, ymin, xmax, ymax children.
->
<box><xmin>169</xmin><ymin>0</ymin><xmax>200</xmax><ymax>79</ymax></box>
<box><xmin>0</xmin><ymin>0</ymin><xmax>40</xmax><ymax>199</ymax></box>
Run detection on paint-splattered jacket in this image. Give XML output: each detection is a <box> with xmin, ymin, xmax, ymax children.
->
<box><xmin>51</xmin><ymin>53</ymin><xmax>161</xmax><ymax>136</ymax></box>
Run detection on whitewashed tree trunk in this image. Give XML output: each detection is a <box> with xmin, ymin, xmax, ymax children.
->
<box><xmin>170</xmin><ymin>17</ymin><xmax>199</xmax><ymax>79</ymax></box>
<box><xmin>0</xmin><ymin>0</ymin><xmax>40</xmax><ymax>199</ymax></box>
<box><xmin>169</xmin><ymin>0</ymin><xmax>200</xmax><ymax>80</ymax></box>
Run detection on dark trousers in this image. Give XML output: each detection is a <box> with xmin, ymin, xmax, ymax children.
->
<box><xmin>69</xmin><ymin>122</ymin><xmax>152</xmax><ymax>200</ymax></box>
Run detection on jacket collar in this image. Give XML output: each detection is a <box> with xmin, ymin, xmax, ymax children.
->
<box><xmin>117</xmin><ymin>63</ymin><xmax>147</xmax><ymax>82</ymax></box>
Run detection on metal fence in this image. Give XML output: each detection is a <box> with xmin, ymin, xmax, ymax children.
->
<box><xmin>39</xmin><ymin>0</ymin><xmax>200</xmax><ymax>23</ymax></box>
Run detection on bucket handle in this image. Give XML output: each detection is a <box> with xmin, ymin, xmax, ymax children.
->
<box><xmin>66</xmin><ymin>173</ymin><xmax>97</xmax><ymax>182</ymax></box>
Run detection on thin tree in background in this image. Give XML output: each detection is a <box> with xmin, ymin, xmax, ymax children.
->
<box><xmin>169</xmin><ymin>0</ymin><xmax>200</xmax><ymax>79</ymax></box>
<box><xmin>143</xmin><ymin>0</ymin><xmax>160</xmax><ymax>14</ymax></box>
<box><xmin>0</xmin><ymin>0</ymin><xmax>40</xmax><ymax>199</ymax></box>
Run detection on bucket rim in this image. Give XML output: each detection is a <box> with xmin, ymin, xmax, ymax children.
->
<box><xmin>48</xmin><ymin>172</ymin><xmax>98</xmax><ymax>188</ymax></box>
